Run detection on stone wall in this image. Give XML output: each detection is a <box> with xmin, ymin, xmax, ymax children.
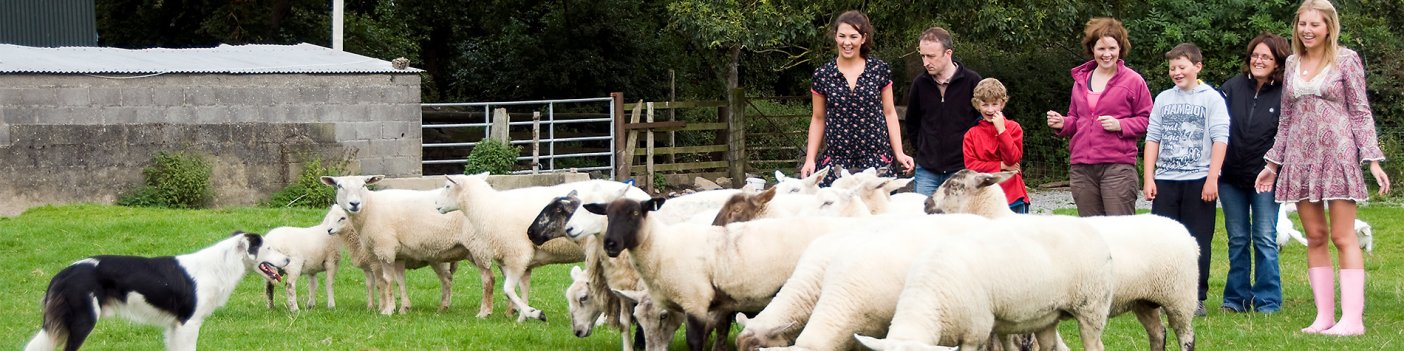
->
<box><xmin>0</xmin><ymin>73</ymin><xmax>422</xmax><ymax>215</ymax></box>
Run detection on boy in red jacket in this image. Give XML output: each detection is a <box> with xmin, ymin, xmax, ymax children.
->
<box><xmin>963</xmin><ymin>78</ymin><xmax>1030</xmax><ymax>213</ymax></box>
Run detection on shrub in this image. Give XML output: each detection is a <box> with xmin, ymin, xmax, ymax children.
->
<box><xmin>118</xmin><ymin>151</ymin><xmax>213</xmax><ymax>209</ymax></box>
<box><xmin>265</xmin><ymin>156</ymin><xmax>350</xmax><ymax>208</ymax></box>
<box><xmin>465</xmin><ymin>138</ymin><xmax>522</xmax><ymax>175</ymax></box>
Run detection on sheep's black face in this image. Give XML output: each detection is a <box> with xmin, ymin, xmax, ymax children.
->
<box><xmin>600</xmin><ymin>199</ymin><xmax>643</xmax><ymax>257</ymax></box>
<box><xmin>527</xmin><ymin>191</ymin><xmax>581</xmax><ymax>246</ymax></box>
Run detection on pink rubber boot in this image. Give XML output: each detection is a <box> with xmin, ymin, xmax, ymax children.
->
<box><xmin>1301</xmin><ymin>267</ymin><xmax>1336</xmax><ymax>333</ymax></box>
<box><xmin>1322</xmin><ymin>269</ymin><xmax>1365</xmax><ymax>336</ymax></box>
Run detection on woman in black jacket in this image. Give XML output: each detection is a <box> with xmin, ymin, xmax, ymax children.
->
<box><xmin>1218</xmin><ymin>33</ymin><xmax>1290</xmax><ymax>314</ymax></box>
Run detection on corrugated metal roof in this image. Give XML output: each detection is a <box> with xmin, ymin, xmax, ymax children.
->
<box><xmin>0</xmin><ymin>43</ymin><xmax>422</xmax><ymax>74</ymax></box>
<box><xmin>0</xmin><ymin>0</ymin><xmax>98</xmax><ymax>47</ymax></box>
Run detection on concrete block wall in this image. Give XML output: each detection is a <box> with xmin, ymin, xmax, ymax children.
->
<box><xmin>0</xmin><ymin>73</ymin><xmax>422</xmax><ymax>216</ymax></box>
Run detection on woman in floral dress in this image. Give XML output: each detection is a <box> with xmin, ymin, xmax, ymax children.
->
<box><xmin>1255</xmin><ymin>0</ymin><xmax>1391</xmax><ymax>336</ymax></box>
<box><xmin>800</xmin><ymin>10</ymin><xmax>914</xmax><ymax>185</ymax></box>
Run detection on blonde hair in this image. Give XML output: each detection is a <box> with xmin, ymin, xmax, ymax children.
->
<box><xmin>971</xmin><ymin>78</ymin><xmax>1008</xmax><ymax>108</ymax></box>
<box><xmin>1293</xmin><ymin>0</ymin><xmax>1341</xmax><ymax>70</ymax></box>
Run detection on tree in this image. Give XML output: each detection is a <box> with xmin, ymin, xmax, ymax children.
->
<box><xmin>667</xmin><ymin>0</ymin><xmax>818</xmax><ymax>96</ymax></box>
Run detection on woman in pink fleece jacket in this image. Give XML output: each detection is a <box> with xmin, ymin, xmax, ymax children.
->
<box><xmin>1045</xmin><ymin>17</ymin><xmax>1153</xmax><ymax>217</ymax></box>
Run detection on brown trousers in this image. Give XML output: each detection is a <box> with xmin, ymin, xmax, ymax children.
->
<box><xmin>1069</xmin><ymin>163</ymin><xmax>1140</xmax><ymax>217</ymax></box>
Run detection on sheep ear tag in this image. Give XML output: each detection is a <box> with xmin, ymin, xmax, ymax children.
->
<box><xmin>643</xmin><ymin>198</ymin><xmax>666</xmax><ymax>212</ymax></box>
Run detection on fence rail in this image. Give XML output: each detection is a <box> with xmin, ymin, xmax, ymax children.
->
<box><xmin>421</xmin><ymin>95</ymin><xmax>619</xmax><ymax>178</ymax></box>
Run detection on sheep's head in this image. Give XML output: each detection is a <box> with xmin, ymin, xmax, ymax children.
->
<box><xmin>321</xmin><ymin>205</ymin><xmax>351</xmax><ymax>236</ymax></box>
<box><xmin>924</xmin><ymin>169</ymin><xmax>1012</xmax><ymax>215</ymax></box>
<box><xmin>320</xmin><ymin>175</ymin><xmax>384</xmax><ymax>214</ymax></box>
<box><xmin>565</xmin><ymin>266</ymin><xmax>601</xmax><ymax>338</ymax></box>
<box><xmin>735</xmin><ymin>313</ymin><xmax>799</xmax><ymax>351</ymax></box>
<box><xmin>713</xmin><ymin>187</ymin><xmax>777</xmax><ymax>225</ymax></box>
<box><xmin>773</xmin><ymin>166</ymin><xmax>829</xmax><ymax>195</ymax></box>
<box><xmin>564</xmin><ymin>183</ymin><xmax>635</xmax><ymax>241</ymax></box>
<box><xmin>583</xmin><ymin>197</ymin><xmax>665</xmax><ymax>257</ymax></box>
<box><xmin>852</xmin><ymin>334</ymin><xmax>957</xmax><ymax>351</ymax></box>
<box><xmin>809</xmin><ymin>187</ymin><xmax>870</xmax><ymax>217</ymax></box>
<box><xmin>528</xmin><ymin>190</ymin><xmax>581</xmax><ymax>246</ymax></box>
<box><xmin>614</xmin><ymin>289</ymin><xmax>683</xmax><ymax>351</ymax></box>
<box><xmin>434</xmin><ymin>173</ymin><xmax>489</xmax><ymax>214</ymax></box>
<box><xmin>234</xmin><ymin>231</ymin><xmax>289</xmax><ymax>283</ymax></box>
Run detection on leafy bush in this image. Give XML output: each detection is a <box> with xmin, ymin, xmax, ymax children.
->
<box><xmin>265</xmin><ymin>156</ymin><xmax>350</xmax><ymax>208</ymax></box>
<box><xmin>465</xmin><ymin>138</ymin><xmax>521</xmax><ymax>175</ymax></box>
<box><xmin>118</xmin><ymin>151</ymin><xmax>213</xmax><ymax>209</ymax></box>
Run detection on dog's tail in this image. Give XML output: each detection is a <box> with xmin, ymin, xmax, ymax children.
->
<box><xmin>24</xmin><ymin>290</ymin><xmax>68</xmax><ymax>351</ymax></box>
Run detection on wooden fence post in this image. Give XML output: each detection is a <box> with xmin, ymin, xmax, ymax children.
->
<box><xmin>727</xmin><ymin>88</ymin><xmax>747</xmax><ymax>187</ymax></box>
<box><xmin>490</xmin><ymin>108</ymin><xmax>510</xmax><ymax>143</ymax></box>
<box><xmin>611</xmin><ymin>92</ymin><xmax>626</xmax><ymax>180</ymax></box>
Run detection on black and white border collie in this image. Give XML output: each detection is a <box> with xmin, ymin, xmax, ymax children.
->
<box><xmin>25</xmin><ymin>231</ymin><xmax>289</xmax><ymax>351</ymax></box>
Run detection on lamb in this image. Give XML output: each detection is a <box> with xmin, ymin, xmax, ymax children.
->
<box><xmin>711</xmin><ymin>187</ymin><xmax>872</xmax><ymax>225</ymax></box>
<box><xmin>1277</xmin><ymin>203</ymin><xmax>1372</xmax><ymax>255</ymax></box>
<box><xmin>855</xmin><ymin>214</ymin><xmax>1115</xmax><ymax>351</ymax></box>
<box><xmin>322</xmin><ymin>175</ymin><xmax>488</xmax><ymax>316</ymax></box>
<box><xmin>924</xmin><ymin>169</ymin><xmax>1198</xmax><ymax>351</ymax></box>
<box><xmin>829</xmin><ymin>169</ymin><xmax>924</xmax><ymax>215</ymax></box>
<box><xmin>772</xmin><ymin>167</ymin><xmax>829</xmax><ymax>195</ymax></box>
<box><xmin>1276</xmin><ymin>205</ymin><xmax>1308</xmax><ymax>250</ymax></box>
<box><xmin>434</xmin><ymin>173</ymin><xmax>602</xmax><ymax>322</ymax></box>
<box><xmin>614</xmin><ymin>289</ymin><xmax>686</xmax><ymax>351</ymax></box>
<box><xmin>733</xmin><ymin>215</ymin><xmax>990</xmax><ymax>351</ymax></box>
<box><xmin>260</xmin><ymin>205</ymin><xmax>349</xmax><ymax>312</ymax></box>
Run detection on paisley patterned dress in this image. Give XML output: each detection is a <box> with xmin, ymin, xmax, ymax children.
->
<box><xmin>1265</xmin><ymin>48</ymin><xmax>1385</xmax><ymax>202</ymax></box>
<box><xmin>811</xmin><ymin>58</ymin><xmax>895</xmax><ymax>185</ymax></box>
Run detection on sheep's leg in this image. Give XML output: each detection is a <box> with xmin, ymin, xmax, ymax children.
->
<box><xmin>471</xmin><ymin>257</ymin><xmax>495</xmax><ymax>318</ymax></box>
<box><xmin>431</xmin><ymin>261</ymin><xmax>455</xmax><ymax>312</ymax></box>
<box><xmin>1132</xmin><ymin>305</ymin><xmax>1167</xmax><ymax>351</ymax></box>
<box><xmin>685</xmin><ymin>314</ymin><xmax>711</xmax><ymax>351</ymax></box>
<box><xmin>1164</xmin><ymin>306</ymin><xmax>1196</xmax><ymax>351</ymax></box>
<box><xmin>376</xmin><ymin>261</ymin><xmax>397</xmax><ymax>315</ymax></box>
<box><xmin>363</xmin><ymin>266</ymin><xmax>378</xmax><ymax>311</ymax></box>
<box><xmin>284</xmin><ymin>265</ymin><xmax>303</xmax><ymax>313</ymax></box>
<box><xmin>1033</xmin><ymin>328</ymin><xmax>1063</xmax><ymax>351</ymax></box>
<box><xmin>618</xmin><ymin>301</ymin><xmax>636</xmax><ymax>351</ymax></box>
<box><xmin>502</xmin><ymin>265</ymin><xmax>545</xmax><ymax>322</ymax></box>
<box><xmin>323</xmin><ymin>260</ymin><xmax>337</xmax><ymax>309</ymax></box>
<box><xmin>264</xmin><ymin>281</ymin><xmax>276</xmax><ymax>310</ymax></box>
<box><xmin>707</xmin><ymin>310</ymin><xmax>732</xmax><ymax>351</ymax></box>
<box><xmin>394</xmin><ymin>262</ymin><xmax>411</xmax><ymax>314</ymax></box>
<box><xmin>1073</xmin><ymin>310</ymin><xmax>1108</xmax><ymax>351</ymax></box>
<box><xmin>306</xmin><ymin>272</ymin><xmax>319</xmax><ymax>309</ymax></box>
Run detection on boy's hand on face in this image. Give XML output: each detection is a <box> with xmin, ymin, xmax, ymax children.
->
<box><xmin>1097</xmin><ymin>115</ymin><xmax>1122</xmax><ymax>132</ymax></box>
<box><xmin>991</xmin><ymin>111</ymin><xmax>1007</xmax><ymax>134</ymax></box>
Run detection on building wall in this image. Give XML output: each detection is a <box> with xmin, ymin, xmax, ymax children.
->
<box><xmin>0</xmin><ymin>73</ymin><xmax>422</xmax><ymax>215</ymax></box>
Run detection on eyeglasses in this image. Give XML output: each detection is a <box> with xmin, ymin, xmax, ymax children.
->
<box><xmin>1250</xmin><ymin>54</ymin><xmax>1276</xmax><ymax>62</ymax></box>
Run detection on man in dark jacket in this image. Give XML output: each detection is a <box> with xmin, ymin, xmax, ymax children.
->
<box><xmin>904</xmin><ymin>27</ymin><xmax>982</xmax><ymax>196</ymax></box>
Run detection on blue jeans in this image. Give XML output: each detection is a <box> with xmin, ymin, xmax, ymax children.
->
<box><xmin>1219</xmin><ymin>182</ymin><xmax>1282</xmax><ymax>312</ymax></box>
<box><xmin>914</xmin><ymin>166</ymin><xmax>957</xmax><ymax>196</ymax></box>
<box><xmin>1009</xmin><ymin>198</ymin><xmax>1029</xmax><ymax>214</ymax></box>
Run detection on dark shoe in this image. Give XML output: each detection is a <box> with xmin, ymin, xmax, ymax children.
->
<box><xmin>1195</xmin><ymin>302</ymin><xmax>1208</xmax><ymax>317</ymax></box>
<box><xmin>1221</xmin><ymin>305</ymin><xmax>1247</xmax><ymax>313</ymax></box>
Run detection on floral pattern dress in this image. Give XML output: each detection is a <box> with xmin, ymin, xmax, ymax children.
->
<box><xmin>811</xmin><ymin>58</ymin><xmax>895</xmax><ymax>185</ymax></box>
<box><xmin>1265</xmin><ymin>48</ymin><xmax>1385</xmax><ymax>202</ymax></box>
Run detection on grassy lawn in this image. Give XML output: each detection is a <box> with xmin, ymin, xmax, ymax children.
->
<box><xmin>2</xmin><ymin>203</ymin><xmax>1401</xmax><ymax>350</ymax></box>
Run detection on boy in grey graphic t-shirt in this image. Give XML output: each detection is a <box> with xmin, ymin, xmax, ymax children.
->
<box><xmin>1143</xmin><ymin>43</ymin><xmax>1230</xmax><ymax>315</ymax></box>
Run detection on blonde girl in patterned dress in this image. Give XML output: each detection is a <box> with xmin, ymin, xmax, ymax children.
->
<box><xmin>1254</xmin><ymin>0</ymin><xmax>1391</xmax><ymax>336</ymax></box>
<box><xmin>800</xmin><ymin>10</ymin><xmax>914</xmax><ymax>185</ymax></box>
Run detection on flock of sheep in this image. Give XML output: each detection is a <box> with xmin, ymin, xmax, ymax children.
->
<box><xmin>257</xmin><ymin>167</ymin><xmax>1202</xmax><ymax>351</ymax></box>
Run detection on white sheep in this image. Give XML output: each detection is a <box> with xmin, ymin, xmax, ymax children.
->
<box><xmin>924</xmin><ymin>169</ymin><xmax>1198</xmax><ymax>351</ymax></box>
<box><xmin>563</xmin><ymin>188</ymin><xmax>740</xmax><ymax>241</ymax></box>
<box><xmin>711</xmin><ymin>187</ymin><xmax>872</xmax><ymax>225</ymax></box>
<box><xmin>435</xmin><ymin>173</ymin><xmax>602</xmax><ymax>322</ymax></box>
<box><xmin>583</xmin><ymin>199</ymin><xmax>888</xmax><ymax>351</ymax></box>
<box><xmin>261</xmin><ymin>205</ymin><xmax>349</xmax><ymax>312</ymax></box>
<box><xmin>773</xmin><ymin>167</ymin><xmax>829</xmax><ymax>195</ymax></box>
<box><xmin>1277</xmin><ymin>203</ymin><xmax>1372</xmax><ymax>255</ymax></box>
<box><xmin>614</xmin><ymin>288</ymin><xmax>686</xmax><ymax>351</ymax></box>
<box><xmin>565</xmin><ymin>232</ymin><xmax>654</xmax><ymax>351</ymax></box>
<box><xmin>855</xmin><ymin>214</ymin><xmax>1115</xmax><ymax>351</ymax></box>
<box><xmin>830</xmin><ymin>169</ymin><xmax>924</xmax><ymax>215</ymax></box>
<box><xmin>734</xmin><ymin>215</ymin><xmax>990</xmax><ymax>351</ymax></box>
<box><xmin>322</xmin><ymin>175</ymin><xmax>489</xmax><ymax>316</ymax></box>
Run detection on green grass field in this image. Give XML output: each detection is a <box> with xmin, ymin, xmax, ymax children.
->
<box><xmin>2</xmin><ymin>203</ymin><xmax>1401</xmax><ymax>350</ymax></box>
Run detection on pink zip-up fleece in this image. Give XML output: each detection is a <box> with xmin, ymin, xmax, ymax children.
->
<box><xmin>1055</xmin><ymin>59</ymin><xmax>1153</xmax><ymax>165</ymax></box>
